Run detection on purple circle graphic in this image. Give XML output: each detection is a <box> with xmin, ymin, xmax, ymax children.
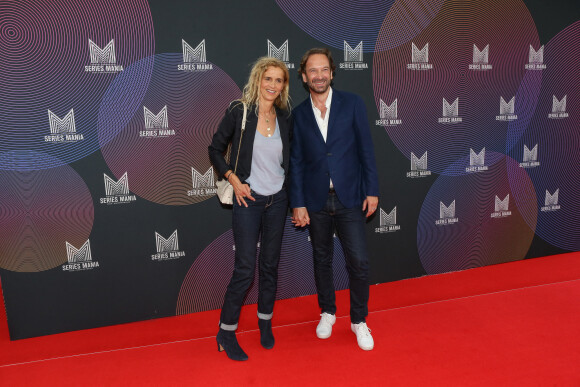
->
<box><xmin>277</xmin><ymin>0</ymin><xmax>418</xmax><ymax>52</ymax></box>
<box><xmin>176</xmin><ymin>218</ymin><xmax>348</xmax><ymax>315</ymax></box>
<box><xmin>373</xmin><ymin>0</ymin><xmax>540</xmax><ymax>176</ymax></box>
<box><xmin>507</xmin><ymin>21</ymin><xmax>580</xmax><ymax>251</ymax></box>
<box><xmin>0</xmin><ymin>0</ymin><xmax>154</xmax><ymax>170</ymax></box>
<box><xmin>374</xmin><ymin>0</ymin><xmax>446</xmax><ymax>51</ymax></box>
<box><xmin>0</xmin><ymin>153</ymin><xmax>94</xmax><ymax>272</ymax></box>
<box><xmin>417</xmin><ymin>154</ymin><xmax>536</xmax><ymax>274</ymax></box>
<box><xmin>99</xmin><ymin>53</ymin><xmax>241</xmax><ymax>206</ymax></box>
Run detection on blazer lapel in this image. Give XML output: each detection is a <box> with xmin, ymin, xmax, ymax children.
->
<box><xmin>275</xmin><ymin>107</ymin><xmax>288</xmax><ymax>138</ymax></box>
<box><xmin>276</xmin><ymin>108</ymin><xmax>290</xmax><ymax>172</ymax></box>
<box><xmin>327</xmin><ymin>90</ymin><xmax>342</xmax><ymax>141</ymax></box>
<box><xmin>302</xmin><ymin>99</ymin><xmax>326</xmax><ymax>144</ymax></box>
<box><xmin>244</xmin><ymin>107</ymin><xmax>258</xmax><ymax>139</ymax></box>
<box><xmin>276</xmin><ymin>108</ymin><xmax>290</xmax><ymax>152</ymax></box>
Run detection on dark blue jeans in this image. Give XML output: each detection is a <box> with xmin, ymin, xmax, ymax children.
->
<box><xmin>219</xmin><ymin>188</ymin><xmax>287</xmax><ymax>330</ymax></box>
<box><xmin>309</xmin><ymin>191</ymin><xmax>370</xmax><ymax>324</ymax></box>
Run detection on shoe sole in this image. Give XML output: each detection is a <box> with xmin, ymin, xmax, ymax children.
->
<box><xmin>317</xmin><ymin>316</ymin><xmax>335</xmax><ymax>339</ymax></box>
<box><xmin>351</xmin><ymin>326</ymin><xmax>374</xmax><ymax>350</ymax></box>
<box><xmin>316</xmin><ymin>331</ymin><xmax>332</xmax><ymax>339</ymax></box>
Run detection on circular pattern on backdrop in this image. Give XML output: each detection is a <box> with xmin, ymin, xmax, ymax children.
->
<box><xmin>99</xmin><ymin>53</ymin><xmax>241</xmax><ymax>206</ymax></box>
<box><xmin>176</xmin><ymin>218</ymin><xmax>348</xmax><ymax>315</ymax></box>
<box><xmin>417</xmin><ymin>153</ymin><xmax>536</xmax><ymax>275</ymax></box>
<box><xmin>373</xmin><ymin>0</ymin><xmax>541</xmax><ymax>176</ymax></box>
<box><xmin>0</xmin><ymin>0</ymin><xmax>154</xmax><ymax>170</ymax></box>
<box><xmin>374</xmin><ymin>0</ymin><xmax>446</xmax><ymax>52</ymax></box>
<box><xmin>0</xmin><ymin>153</ymin><xmax>94</xmax><ymax>272</ymax></box>
<box><xmin>507</xmin><ymin>21</ymin><xmax>580</xmax><ymax>251</ymax></box>
<box><xmin>276</xmin><ymin>0</ymin><xmax>409</xmax><ymax>52</ymax></box>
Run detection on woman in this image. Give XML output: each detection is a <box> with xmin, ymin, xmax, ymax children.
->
<box><xmin>208</xmin><ymin>57</ymin><xmax>292</xmax><ymax>361</ymax></box>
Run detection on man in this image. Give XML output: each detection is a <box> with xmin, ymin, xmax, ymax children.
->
<box><xmin>290</xmin><ymin>48</ymin><xmax>379</xmax><ymax>351</ymax></box>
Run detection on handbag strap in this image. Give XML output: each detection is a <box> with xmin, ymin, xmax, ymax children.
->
<box><xmin>232</xmin><ymin>103</ymin><xmax>247</xmax><ymax>174</ymax></box>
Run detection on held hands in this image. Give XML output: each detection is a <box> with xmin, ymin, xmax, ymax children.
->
<box><xmin>292</xmin><ymin>207</ymin><xmax>310</xmax><ymax>227</ymax></box>
<box><xmin>228</xmin><ymin>173</ymin><xmax>255</xmax><ymax>207</ymax></box>
<box><xmin>362</xmin><ymin>196</ymin><xmax>379</xmax><ymax>218</ymax></box>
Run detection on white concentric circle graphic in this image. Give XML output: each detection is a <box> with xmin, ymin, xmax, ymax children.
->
<box><xmin>0</xmin><ymin>154</ymin><xmax>94</xmax><ymax>272</ymax></box>
<box><xmin>99</xmin><ymin>54</ymin><xmax>241</xmax><ymax>206</ymax></box>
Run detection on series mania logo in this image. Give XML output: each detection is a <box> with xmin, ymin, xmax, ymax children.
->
<box><xmin>519</xmin><ymin>144</ymin><xmax>540</xmax><ymax>168</ymax></box>
<box><xmin>188</xmin><ymin>167</ymin><xmax>217</xmax><ymax>196</ymax></box>
<box><xmin>541</xmin><ymin>189</ymin><xmax>560</xmax><ymax>212</ymax></box>
<box><xmin>375</xmin><ymin>207</ymin><xmax>400</xmax><ymax>233</ymax></box>
<box><xmin>44</xmin><ymin>109</ymin><xmax>84</xmax><ymax>143</ymax></box>
<box><xmin>496</xmin><ymin>97</ymin><xmax>517</xmax><ymax>121</ymax></box>
<box><xmin>525</xmin><ymin>45</ymin><xmax>546</xmax><ymax>70</ymax></box>
<box><xmin>469</xmin><ymin>44</ymin><xmax>492</xmax><ymax>70</ymax></box>
<box><xmin>85</xmin><ymin>39</ymin><xmax>124</xmax><ymax>73</ymax></box>
<box><xmin>407</xmin><ymin>43</ymin><xmax>432</xmax><ymax>70</ymax></box>
<box><xmin>438</xmin><ymin>98</ymin><xmax>462</xmax><ymax>124</ymax></box>
<box><xmin>267</xmin><ymin>39</ymin><xmax>294</xmax><ymax>69</ymax></box>
<box><xmin>466</xmin><ymin>148</ymin><xmax>488</xmax><ymax>173</ymax></box>
<box><xmin>376</xmin><ymin>99</ymin><xmax>402</xmax><ymax>126</ymax></box>
<box><xmin>100</xmin><ymin>172</ymin><xmax>137</xmax><ymax>205</ymax></box>
<box><xmin>62</xmin><ymin>240</ymin><xmax>99</xmax><ymax>271</ymax></box>
<box><xmin>491</xmin><ymin>194</ymin><xmax>511</xmax><ymax>218</ymax></box>
<box><xmin>151</xmin><ymin>230</ymin><xmax>185</xmax><ymax>261</ymax></box>
<box><xmin>339</xmin><ymin>41</ymin><xmax>368</xmax><ymax>70</ymax></box>
<box><xmin>407</xmin><ymin>152</ymin><xmax>431</xmax><ymax>178</ymax></box>
<box><xmin>178</xmin><ymin>39</ymin><xmax>213</xmax><ymax>72</ymax></box>
<box><xmin>548</xmin><ymin>95</ymin><xmax>568</xmax><ymax>119</ymax></box>
<box><xmin>435</xmin><ymin>200</ymin><xmax>458</xmax><ymax>225</ymax></box>
<box><xmin>140</xmin><ymin>106</ymin><xmax>175</xmax><ymax>137</ymax></box>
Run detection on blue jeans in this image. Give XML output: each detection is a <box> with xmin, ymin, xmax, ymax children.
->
<box><xmin>309</xmin><ymin>191</ymin><xmax>369</xmax><ymax>323</ymax></box>
<box><xmin>219</xmin><ymin>188</ymin><xmax>288</xmax><ymax>329</ymax></box>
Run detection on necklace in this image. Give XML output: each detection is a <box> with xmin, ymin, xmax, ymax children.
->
<box><xmin>262</xmin><ymin>108</ymin><xmax>275</xmax><ymax>137</ymax></box>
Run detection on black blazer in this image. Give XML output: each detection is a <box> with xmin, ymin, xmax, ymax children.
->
<box><xmin>208</xmin><ymin>102</ymin><xmax>292</xmax><ymax>184</ymax></box>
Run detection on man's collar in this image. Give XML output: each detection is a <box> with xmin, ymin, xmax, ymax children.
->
<box><xmin>310</xmin><ymin>87</ymin><xmax>333</xmax><ymax>109</ymax></box>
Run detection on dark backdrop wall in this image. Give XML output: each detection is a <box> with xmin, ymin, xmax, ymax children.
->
<box><xmin>0</xmin><ymin>0</ymin><xmax>578</xmax><ymax>339</ymax></box>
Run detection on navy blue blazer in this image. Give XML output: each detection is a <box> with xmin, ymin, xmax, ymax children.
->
<box><xmin>289</xmin><ymin>89</ymin><xmax>379</xmax><ymax>212</ymax></box>
<box><xmin>209</xmin><ymin>102</ymin><xmax>292</xmax><ymax>184</ymax></box>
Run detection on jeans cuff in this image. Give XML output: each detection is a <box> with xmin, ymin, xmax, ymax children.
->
<box><xmin>257</xmin><ymin>312</ymin><xmax>273</xmax><ymax>320</ymax></box>
<box><xmin>219</xmin><ymin>322</ymin><xmax>238</xmax><ymax>331</ymax></box>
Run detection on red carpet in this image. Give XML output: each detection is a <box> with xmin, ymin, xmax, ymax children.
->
<box><xmin>1</xmin><ymin>253</ymin><xmax>579</xmax><ymax>386</ymax></box>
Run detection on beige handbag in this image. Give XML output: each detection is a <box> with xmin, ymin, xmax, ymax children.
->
<box><xmin>216</xmin><ymin>103</ymin><xmax>247</xmax><ymax>205</ymax></box>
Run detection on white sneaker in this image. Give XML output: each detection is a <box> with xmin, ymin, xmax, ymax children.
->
<box><xmin>316</xmin><ymin>313</ymin><xmax>336</xmax><ymax>339</ymax></box>
<box><xmin>351</xmin><ymin>322</ymin><xmax>374</xmax><ymax>350</ymax></box>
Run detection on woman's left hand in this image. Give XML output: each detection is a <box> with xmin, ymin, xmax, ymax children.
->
<box><xmin>229</xmin><ymin>174</ymin><xmax>255</xmax><ymax>207</ymax></box>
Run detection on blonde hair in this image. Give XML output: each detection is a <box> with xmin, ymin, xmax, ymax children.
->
<box><xmin>239</xmin><ymin>57</ymin><xmax>291</xmax><ymax>113</ymax></box>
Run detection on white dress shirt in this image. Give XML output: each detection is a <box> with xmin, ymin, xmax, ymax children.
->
<box><xmin>310</xmin><ymin>87</ymin><xmax>333</xmax><ymax>188</ymax></box>
<box><xmin>310</xmin><ymin>87</ymin><xmax>333</xmax><ymax>142</ymax></box>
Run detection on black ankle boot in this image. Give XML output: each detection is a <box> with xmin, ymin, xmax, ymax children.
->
<box><xmin>258</xmin><ymin>319</ymin><xmax>275</xmax><ymax>349</ymax></box>
<box><xmin>216</xmin><ymin>328</ymin><xmax>248</xmax><ymax>361</ymax></box>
